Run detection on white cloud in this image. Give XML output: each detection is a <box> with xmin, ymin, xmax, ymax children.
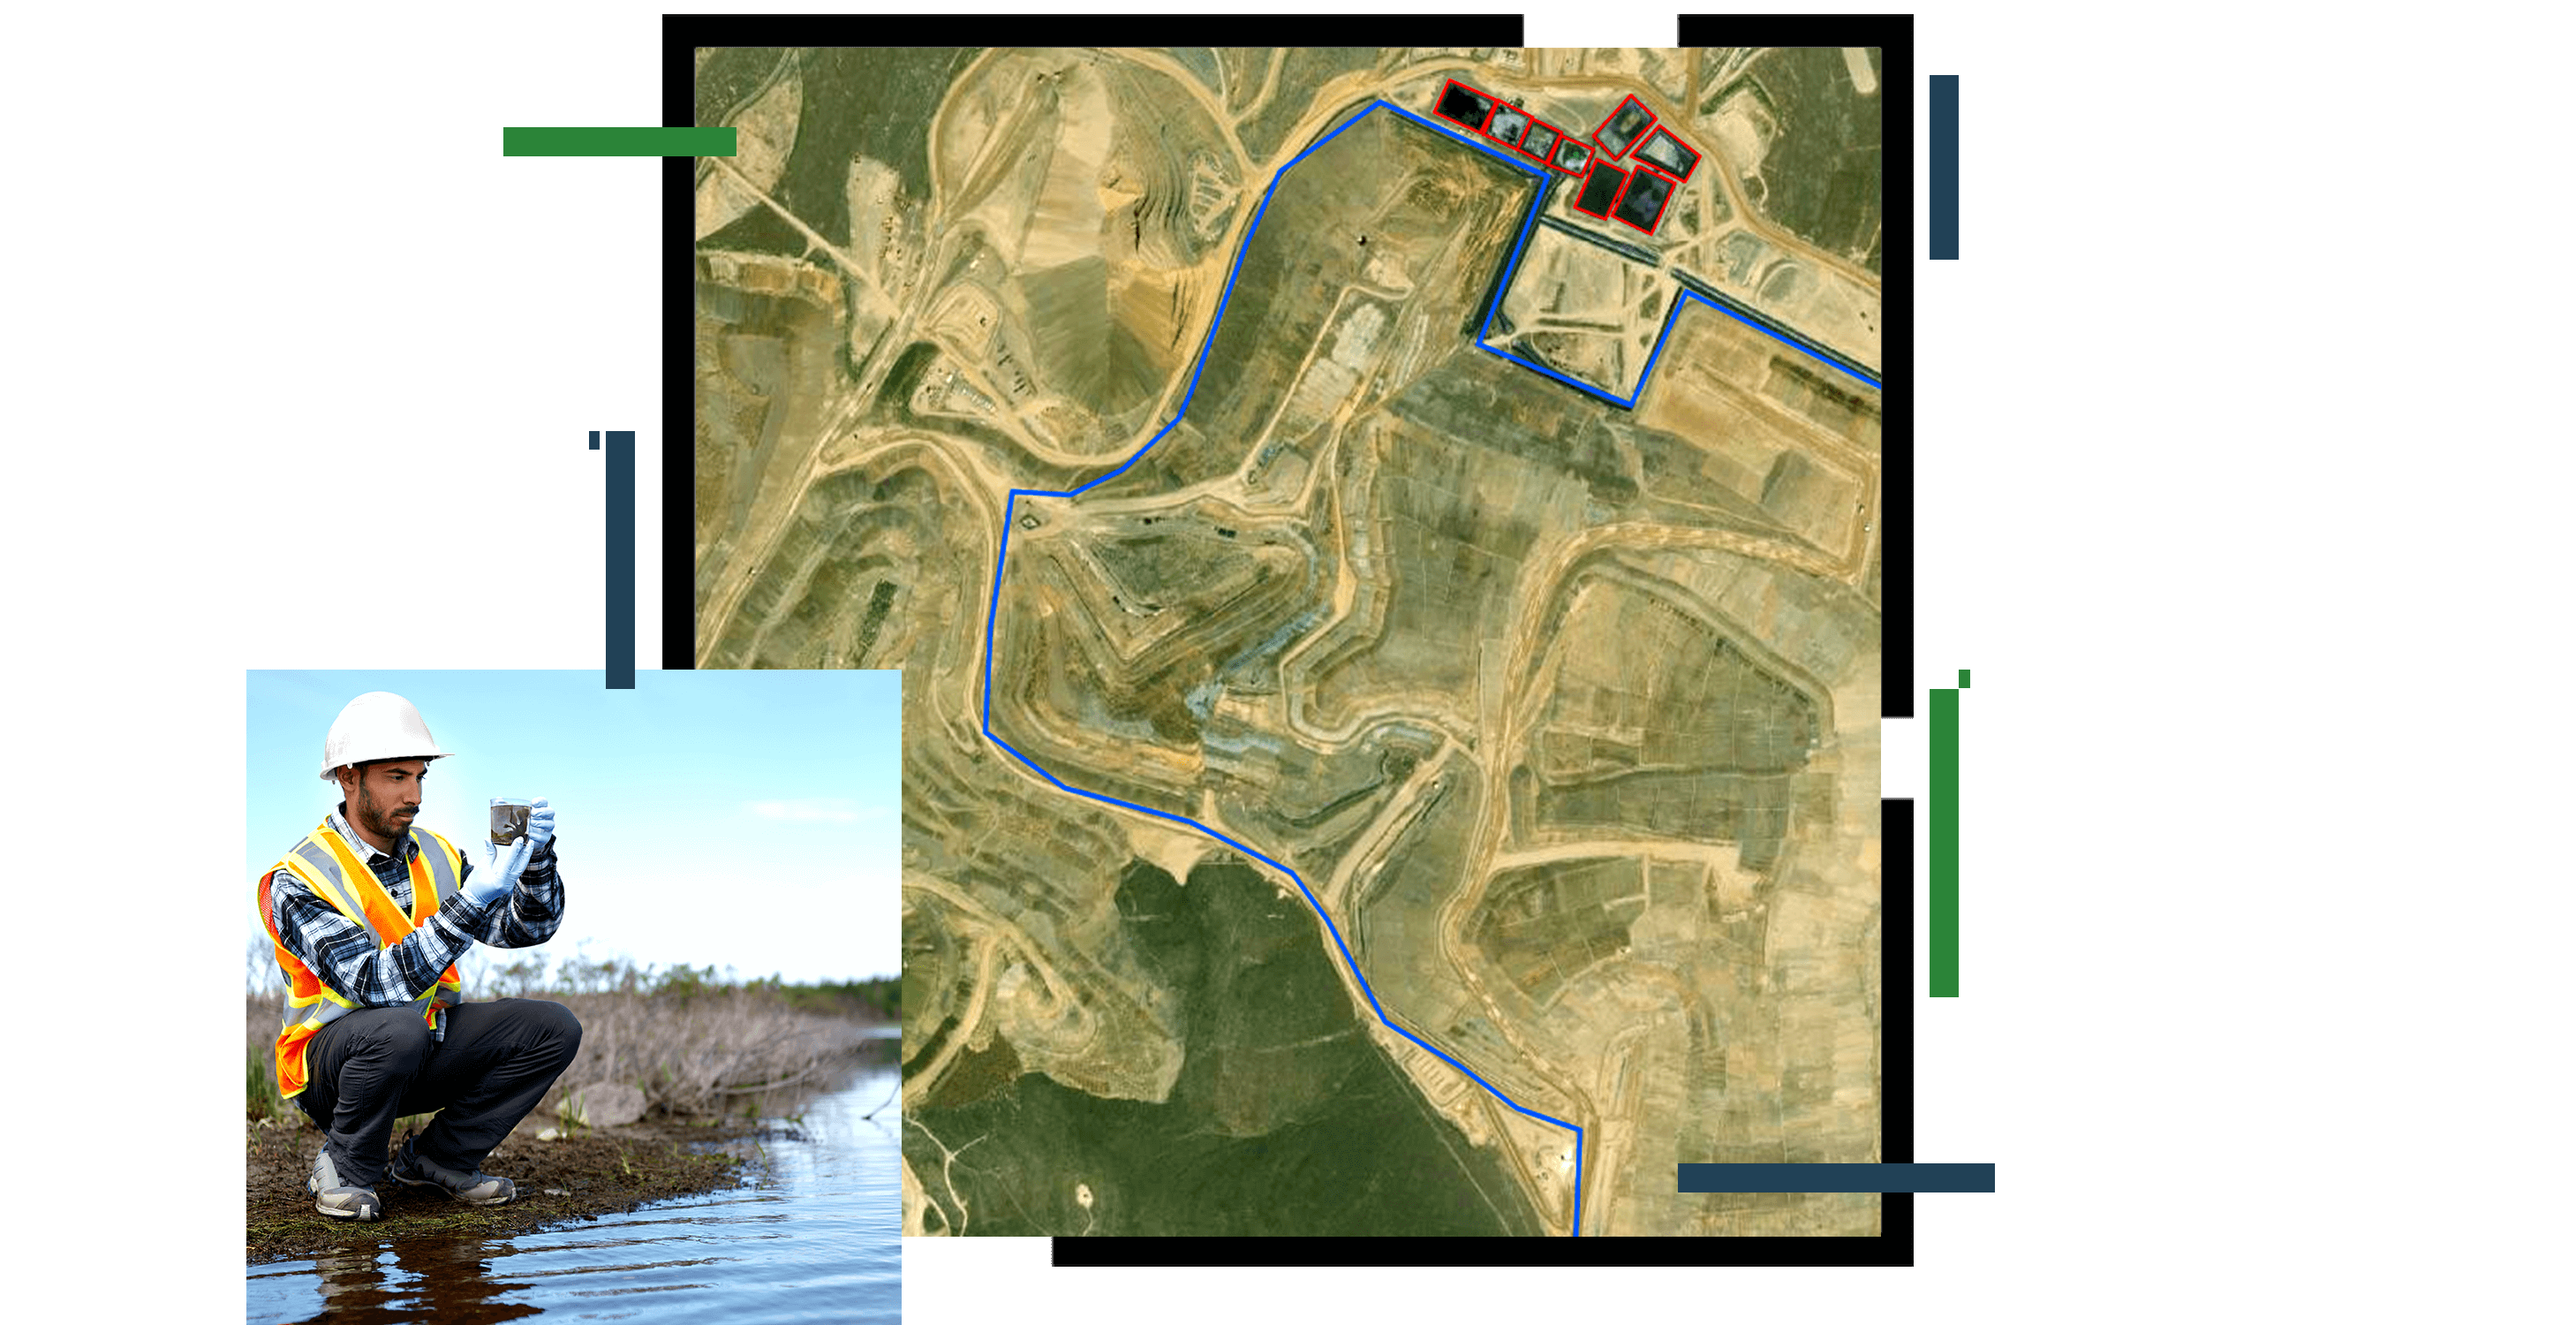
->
<box><xmin>745</xmin><ymin>798</ymin><xmax>868</xmax><ymax>823</ymax></box>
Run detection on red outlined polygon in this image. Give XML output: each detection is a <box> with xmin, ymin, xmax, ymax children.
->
<box><xmin>1516</xmin><ymin>117</ymin><xmax>1565</xmax><ymax>169</ymax></box>
<box><xmin>1433</xmin><ymin>78</ymin><xmax>1499</xmax><ymax>132</ymax></box>
<box><xmin>1634</xmin><ymin>125</ymin><xmax>1701</xmax><ymax>183</ymax></box>
<box><xmin>1551</xmin><ymin>136</ymin><xmax>1591</xmax><ymax>176</ymax></box>
<box><xmin>1484</xmin><ymin>98</ymin><xmax>1536</xmax><ymax>150</ymax></box>
<box><xmin>1590</xmin><ymin>93</ymin><xmax>1658</xmax><ymax>161</ymax></box>
<box><xmin>1570</xmin><ymin>160</ymin><xmax>1625</xmax><ymax>220</ymax></box>
<box><xmin>1607</xmin><ymin>163</ymin><xmax>1675</xmax><ymax>237</ymax></box>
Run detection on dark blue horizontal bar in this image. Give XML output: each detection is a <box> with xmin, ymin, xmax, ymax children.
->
<box><xmin>1679</xmin><ymin>1162</ymin><xmax>1994</xmax><ymax>1193</ymax></box>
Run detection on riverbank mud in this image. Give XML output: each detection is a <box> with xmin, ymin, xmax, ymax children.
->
<box><xmin>246</xmin><ymin>1116</ymin><xmax>759</xmax><ymax>1261</ymax></box>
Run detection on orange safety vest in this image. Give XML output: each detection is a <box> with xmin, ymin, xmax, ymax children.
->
<box><xmin>257</xmin><ymin>818</ymin><xmax>467</xmax><ymax>1098</ymax></box>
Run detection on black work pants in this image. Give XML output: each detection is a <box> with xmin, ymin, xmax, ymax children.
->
<box><xmin>297</xmin><ymin>998</ymin><xmax>584</xmax><ymax>1188</ymax></box>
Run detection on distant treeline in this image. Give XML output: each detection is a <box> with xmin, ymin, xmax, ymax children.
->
<box><xmin>487</xmin><ymin>948</ymin><xmax>901</xmax><ymax>1020</ymax></box>
<box><xmin>770</xmin><ymin>975</ymin><xmax>900</xmax><ymax>1022</ymax></box>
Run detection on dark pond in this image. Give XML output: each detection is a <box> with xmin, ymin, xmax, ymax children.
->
<box><xmin>1577</xmin><ymin>164</ymin><xmax>1626</xmax><ymax>216</ymax></box>
<box><xmin>1439</xmin><ymin>81</ymin><xmax>1494</xmax><ymax>129</ymax></box>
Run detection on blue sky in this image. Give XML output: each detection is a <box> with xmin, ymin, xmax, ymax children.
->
<box><xmin>247</xmin><ymin>670</ymin><xmax>899</xmax><ymax>984</ymax></box>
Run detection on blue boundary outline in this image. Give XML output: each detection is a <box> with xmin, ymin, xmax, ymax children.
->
<box><xmin>975</xmin><ymin>98</ymin><xmax>1883</xmax><ymax>1239</ymax></box>
<box><xmin>1473</xmin><ymin>173</ymin><xmax>1884</xmax><ymax>399</ymax></box>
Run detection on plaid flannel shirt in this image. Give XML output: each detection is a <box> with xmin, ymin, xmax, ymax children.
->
<box><xmin>267</xmin><ymin>805</ymin><xmax>563</xmax><ymax>1039</ymax></box>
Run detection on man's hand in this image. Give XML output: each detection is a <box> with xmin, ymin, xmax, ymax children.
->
<box><xmin>465</xmin><ymin>834</ymin><xmax>536</xmax><ymax>906</ymax></box>
<box><xmin>527</xmin><ymin>798</ymin><xmax>555</xmax><ymax>851</ymax></box>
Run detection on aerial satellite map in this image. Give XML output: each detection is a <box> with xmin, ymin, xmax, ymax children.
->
<box><xmin>689</xmin><ymin>44</ymin><xmax>1887</xmax><ymax>1239</ymax></box>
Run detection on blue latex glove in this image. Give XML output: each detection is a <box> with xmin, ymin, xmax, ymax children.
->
<box><xmin>465</xmin><ymin>833</ymin><xmax>536</xmax><ymax>906</ymax></box>
<box><xmin>526</xmin><ymin>798</ymin><xmax>555</xmax><ymax>851</ymax></box>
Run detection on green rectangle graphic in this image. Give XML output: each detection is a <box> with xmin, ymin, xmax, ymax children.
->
<box><xmin>1930</xmin><ymin>687</ymin><xmax>1959</xmax><ymax>996</ymax></box>
<box><xmin>502</xmin><ymin>126</ymin><xmax>737</xmax><ymax>156</ymax></box>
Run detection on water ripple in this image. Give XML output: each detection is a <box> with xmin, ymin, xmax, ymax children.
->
<box><xmin>246</xmin><ymin>1064</ymin><xmax>900</xmax><ymax>1325</ymax></box>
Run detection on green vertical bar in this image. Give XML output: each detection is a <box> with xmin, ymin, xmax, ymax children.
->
<box><xmin>1930</xmin><ymin>687</ymin><xmax>1960</xmax><ymax>996</ymax></box>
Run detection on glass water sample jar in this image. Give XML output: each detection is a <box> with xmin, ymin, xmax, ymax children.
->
<box><xmin>489</xmin><ymin>798</ymin><xmax>533</xmax><ymax>844</ymax></box>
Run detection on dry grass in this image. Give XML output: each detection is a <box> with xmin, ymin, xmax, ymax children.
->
<box><xmin>539</xmin><ymin>985</ymin><xmax>872</xmax><ymax>1118</ymax></box>
<box><xmin>246</xmin><ymin>956</ymin><xmax>885</xmax><ymax>1127</ymax></box>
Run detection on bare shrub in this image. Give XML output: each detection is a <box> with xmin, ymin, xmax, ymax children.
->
<box><xmin>245</xmin><ymin>958</ymin><xmax>877</xmax><ymax>1124</ymax></box>
<box><xmin>540</xmin><ymin>986</ymin><xmax>869</xmax><ymax>1119</ymax></box>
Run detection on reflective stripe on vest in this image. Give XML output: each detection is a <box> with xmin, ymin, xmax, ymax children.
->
<box><xmin>409</xmin><ymin>826</ymin><xmax>466</xmax><ymax>1012</ymax></box>
<box><xmin>259</xmin><ymin>819</ymin><xmax>467</xmax><ymax>1098</ymax></box>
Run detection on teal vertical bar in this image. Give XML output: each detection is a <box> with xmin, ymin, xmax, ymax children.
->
<box><xmin>1930</xmin><ymin>687</ymin><xmax>1959</xmax><ymax>996</ymax></box>
<box><xmin>604</xmin><ymin>431</ymin><xmax>633</xmax><ymax>690</ymax></box>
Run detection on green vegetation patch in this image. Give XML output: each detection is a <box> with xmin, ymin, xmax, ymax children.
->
<box><xmin>1708</xmin><ymin>49</ymin><xmax>1882</xmax><ymax>275</ymax></box>
<box><xmin>904</xmin><ymin>857</ymin><xmax>1540</xmax><ymax>1236</ymax></box>
<box><xmin>699</xmin><ymin>46</ymin><xmax>984</xmax><ymax>257</ymax></box>
<box><xmin>1470</xmin><ymin>857</ymin><xmax>1649</xmax><ymax>1006</ymax></box>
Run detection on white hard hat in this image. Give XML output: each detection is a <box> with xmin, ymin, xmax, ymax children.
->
<box><xmin>320</xmin><ymin>692</ymin><xmax>454</xmax><ymax>780</ymax></box>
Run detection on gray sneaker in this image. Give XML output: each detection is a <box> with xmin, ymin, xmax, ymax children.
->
<box><xmin>307</xmin><ymin>1147</ymin><xmax>381</xmax><ymax>1222</ymax></box>
<box><xmin>389</xmin><ymin>1140</ymin><xmax>516</xmax><ymax>1207</ymax></box>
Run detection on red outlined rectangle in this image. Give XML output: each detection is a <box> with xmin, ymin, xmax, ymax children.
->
<box><xmin>1516</xmin><ymin>117</ymin><xmax>1564</xmax><ymax>168</ymax></box>
<box><xmin>1433</xmin><ymin>78</ymin><xmax>1499</xmax><ymax>132</ymax></box>
<box><xmin>1608</xmin><ymin>163</ymin><xmax>1675</xmax><ymax>237</ymax></box>
<box><xmin>1551</xmin><ymin>136</ymin><xmax>1592</xmax><ymax>176</ymax></box>
<box><xmin>1571</xmin><ymin>160</ymin><xmax>1625</xmax><ymax>219</ymax></box>
<box><xmin>1484</xmin><ymin>98</ymin><xmax>1536</xmax><ymax>150</ymax></box>
<box><xmin>1633</xmin><ymin>125</ymin><xmax>1701</xmax><ymax>183</ymax></box>
<box><xmin>1590</xmin><ymin>93</ymin><xmax>1658</xmax><ymax>161</ymax></box>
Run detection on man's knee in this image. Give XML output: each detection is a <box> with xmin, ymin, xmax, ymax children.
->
<box><xmin>524</xmin><ymin>999</ymin><xmax>582</xmax><ymax>1063</ymax></box>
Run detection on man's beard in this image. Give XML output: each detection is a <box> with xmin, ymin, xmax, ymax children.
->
<box><xmin>356</xmin><ymin>788</ymin><xmax>416</xmax><ymax>841</ymax></box>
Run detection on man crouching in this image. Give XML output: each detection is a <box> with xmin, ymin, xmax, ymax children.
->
<box><xmin>254</xmin><ymin>691</ymin><xmax>581</xmax><ymax>1222</ymax></box>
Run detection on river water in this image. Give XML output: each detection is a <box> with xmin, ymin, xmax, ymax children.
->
<box><xmin>246</xmin><ymin>1054</ymin><xmax>899</xmax><ymax>1324</ymax></box>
